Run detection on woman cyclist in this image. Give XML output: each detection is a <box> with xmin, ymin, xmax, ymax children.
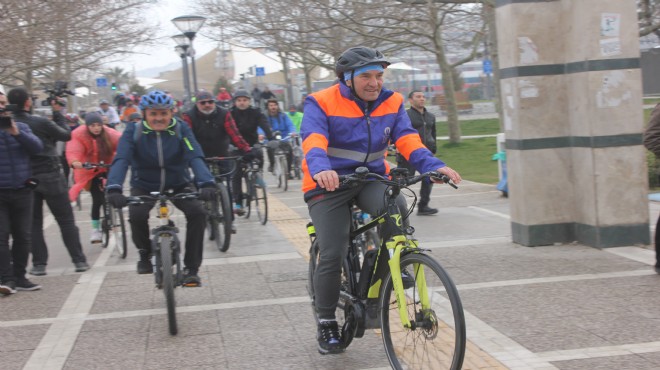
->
<box><xmin>65</xmin><ymin>112</ymin><xmax>121</xmax><ymax>243</ymax></box>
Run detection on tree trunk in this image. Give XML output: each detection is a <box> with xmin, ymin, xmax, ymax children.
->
<box><xmin>434</xmin><ymin>38</ymin><xmax>461</xmax><ymax>143</ymax></box>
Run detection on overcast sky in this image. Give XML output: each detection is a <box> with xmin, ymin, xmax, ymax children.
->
<box><xmin>112</xmin><ymin>0</ymin><xmax>216</xmax><ymax>74</ymax></box>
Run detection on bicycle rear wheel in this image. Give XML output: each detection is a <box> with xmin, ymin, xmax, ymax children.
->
<box><xmin>380</xmin><ymin>253</ymin><xmax>466</xmax><ymax>370</ymax></box>
<box><xmin>100</xmin><ymin>203</ymin><xmax>110</xmax><ymax>248</ymax></box>
<box><xmin>253</xmin><ymin>173</ymin><xmax>268</xmax><ymax>225</ymax></box>
<box><xmin>308</xmin><ymin>240</ymin><xmax>357</xmax><ymax>349</ymax></box>
<box><xmin>159</xmin><ymin>235</ymin><xmax>178</xmax><ymax>335</ymax></box>
<box><xmin>111</xmin><ymin>207</ymin><xmax>127</xmax><ymax>259</ymax></box>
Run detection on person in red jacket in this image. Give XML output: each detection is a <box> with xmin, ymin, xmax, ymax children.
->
<box><xmin>66</xmin><ymin>112</ymin><xmax>121</xmax><ymax>243</ymax></box>
<box><xmin>301</xmin><ymin>46</ymin><xmax>461</xmax><ymax>354</ymax></box>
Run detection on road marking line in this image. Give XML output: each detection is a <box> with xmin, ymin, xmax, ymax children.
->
<box><xmin>535</xmin><ymin>341</ymin><xmax>660</xmax><ymax>362</ymax></box>
<box><xmin>457</xmin><ymin>269</ymin><xmax>655</xmax><ymax>291</ymax></box>
<box><xmin>468</xmin><ymin>206</ymin><xmax>511</xmax><ymax>219</ymax></box>
<box><xmin>23</xmin><ymin>272</ymin><xmax>107</xmax><ymax>370</ymax></box>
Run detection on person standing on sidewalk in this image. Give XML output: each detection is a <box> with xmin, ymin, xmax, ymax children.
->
<box><xmin>396</xmin><ymin>90</ymin><xmax>439</xmax><ymax>215</ymax></box>
<box><xmin>8</xmin><ymin>87</ymin><xmax>90</xmax><ymax>276</ymax></box>
<box><xmin>643</xmin><ymin>102</ymin><xmax>660</xmax><ymax>274</ymax></box>
<box><xmin>0</xmin><ymin>92</ymin><xmax>44</xmax><ymax>295</ymax></box>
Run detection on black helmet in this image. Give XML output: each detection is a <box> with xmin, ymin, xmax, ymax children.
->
<box><xmin>335</xmin><ymin>46</ymin><xmax>390</xmax><ymax>79</ymax></box>
<box><xmin>233</xmin><ymin>89</ymin><xmax>250</xmax><ymax>100</ymax></box>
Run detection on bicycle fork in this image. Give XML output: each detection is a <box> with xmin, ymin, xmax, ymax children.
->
<box><xmin>382</xmin><ymin>235</ymin><xmax>429</xmax><ymax>329</ymax></box>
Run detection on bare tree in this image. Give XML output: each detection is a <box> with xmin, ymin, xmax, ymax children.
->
<box><xmin>639</xmin><ymin>0</ymin><xmax>660</xmax><ymax>38</ymax></box>
<box><xmin>0</xmin><ymin>0</ymin><xmax>157</xmax><ymax>93</ymax></box>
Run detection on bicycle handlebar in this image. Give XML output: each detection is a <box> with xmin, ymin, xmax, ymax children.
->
<box><xmin>126</xmin><ymin>192</ymin><xmax>199</xmax><ymax>205</ymax></box>
<box><xmin>338</xmin><ymin>167</ymin><xmax>458</xmax><ymax>189</ymax></box>
<box><xmin>82</xmin><ymin>162</ymin><xmax>111</xmax><ymax>169</ymax></box>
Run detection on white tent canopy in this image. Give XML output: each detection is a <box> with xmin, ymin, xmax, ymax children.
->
<box><xmin>388</xmin><ymin>62</ymin><xmax>422</xmax><ymax>71</ymax></box>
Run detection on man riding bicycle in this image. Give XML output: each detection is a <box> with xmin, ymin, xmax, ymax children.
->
<box><xmin>105</xmin><ymin>90</ymin><xmax>216</xmax><ymax>287</ymax></box>
<box><xmin>301</xmin><ymin>46</ymin><xmax>462</xmax><ymax>354</ymax></box>
<box><xmin>264</xmin><ymin>99</ymin><xmax>297</xmax><ymax>179</ymax></box>
<box><xmin>229</xmin><ymin>89</ymin><xmax>273</xmax><ymax>214</ymax></box>
<box><xmin>182</xmin><ymin>91</ymin><xmax>256</xmax><ymax>231</ymax></box>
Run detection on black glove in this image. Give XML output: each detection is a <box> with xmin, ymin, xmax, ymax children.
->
<box><xmin>106</xmin><ymin>190</ymin><xmax>127</xmax><ymax>208</ymax></box>
<box><xmin>243</xmin><ymin>146</ymin><xmax>260</xmax><ymax>161</ymax></box>
<box><xmin>198</xmin><ymin>186</ymin><xmax>216</xmax><ymax>201</ymax></box>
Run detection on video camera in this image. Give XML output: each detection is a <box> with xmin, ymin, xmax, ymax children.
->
<box><xmin>41</xmin><ymin>80</ymin><xmax>75</xmax><ymax>107</ymax></box>
<box><xmin>0</xmin><ymin>104</ymin><xmax>19</xmax><ymax>128</ymax></box>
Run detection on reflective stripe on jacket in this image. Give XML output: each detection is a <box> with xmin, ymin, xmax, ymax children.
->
<box><xmin>300</xmin><ymin>82</ymin><xmax>445</xmax><ymax>200</ymax></box>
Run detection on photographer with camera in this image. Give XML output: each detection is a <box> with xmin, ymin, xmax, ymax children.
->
<box><xmin>0</xmin><ymin>92</ymin><xmax>44</xmax><ymax>295</ymax></box>
<box><xmin>8</xmin><ymin>87</ymin><xmax>90</xmax><ymax>277</ymax></box>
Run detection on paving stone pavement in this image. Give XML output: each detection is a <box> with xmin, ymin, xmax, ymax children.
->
<box><xmin>1</xmin><ymin>169</ymin><xmax>660</xmax><ymax>370</ymax></box>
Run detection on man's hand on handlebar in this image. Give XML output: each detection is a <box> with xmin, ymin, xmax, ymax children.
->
<box><xmin>313</xmin><ymin>170</ymin><xmax>340</xmax><ymax>191</ymax></box>
<box><xmin>434</xmin><ymin>166</ymin><xmax>461</xmax><ymax>185</ymax></box>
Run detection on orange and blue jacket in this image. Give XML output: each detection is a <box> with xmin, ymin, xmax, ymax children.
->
<box><xmin>301</xmin><ymin>82</ymin><xmax>445</xmax><ymax>201</ymax></box>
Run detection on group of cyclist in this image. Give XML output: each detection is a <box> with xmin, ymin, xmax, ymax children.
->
<box><xmin>1</xmin><ymin>45</ymin><xmax>464</xmax><ymax>358</ymax></box>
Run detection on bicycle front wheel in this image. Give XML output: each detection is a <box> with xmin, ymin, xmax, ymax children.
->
<box><xmin>380</xmin><ymin>253</ymin><xmax>466</xmax><ymax>370</ymax></box>
<box><xmin>100</xmin><ymin>203</ymin><xmax>110</xmax><ymax>248</ymax></box>
<box><xmin>159</xmin><ymin>235</ymin><xmax>178</xmax><ymax>335</ymax></box>
<box><xmin>111</xmin><ymin>207</ymin><xmax>127</xmax><ymax>259</ymax></box>
<box><xmin>279</xmin><ymin>155</ymin><xmax>288</xmax><ymax>191</ymax></box>
<box><xmin>216</xmin><ymin>183</ymin><xmax>233</xmax><ymax>252</ymax></box>
<box><xmin>253</xmin><ymin>173</ymin><xmax>268</xmax><ymax>225</ymax></box>
<box><xmin>242</xmin><ymin>174</ymin><xmax>252</xmax><ymax>219</ymax></box>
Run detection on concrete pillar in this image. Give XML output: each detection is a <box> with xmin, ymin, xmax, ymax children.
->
<box><xmin>496</xmin><ymin>0</ymin><xmax>650</xmax><ymax>247</ymax></box>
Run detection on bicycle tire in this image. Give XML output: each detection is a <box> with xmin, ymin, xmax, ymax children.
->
<box><xmin>253</xmin><ymin>173</ymin><xmax>268</xmax><ymax>225</ymax></box>
<box><xmin>275</xmin><ymin>156</ymin><xmax>282</xmax><ymax>189</ymax></box>
<box><xmin>216</xmin><ymin>183</ymin><xmax>232</xmax><ymax>252</ymax></box>
<box><xmin>242</xmin><ymin>174</ymin><xmax>252</xmax><ymax>219</ymax></box>
<box><xmin>379</xmin><ymin>253</ymin><xmax>466</xmax><ymax>370</ymax></box>
<box><xmin>111</xmin><ymin>207</ymin><xmax>128</xmax><ymax>259</ymax></box>
<box><xmin>159</xmin><ymin>234</ymin><xmax>178</xmax><ymax>336</ymax></box>
<box><xmin>280</xmin><ymin>155</ymin><xmax>288</xmax><ymax>192</ymax></box>
<box><xmin>100</xmin><ymin>203</ymin><xmax>110</xmax><ymax>248</ymax></box>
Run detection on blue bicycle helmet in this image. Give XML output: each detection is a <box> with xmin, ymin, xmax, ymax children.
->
<box><xmin>139</xmin><ymin>90</ymin><xmax>174</xmax><ymax>110</ymax></box>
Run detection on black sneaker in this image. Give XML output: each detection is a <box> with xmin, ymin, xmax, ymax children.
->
<box><xmin>317</xmin><ymin>320</ymin><xmax>344</xmax><ymax>355</ymax></box>
<box><xmin>29</xmin><ymin>265</ymin><xmax>47</xmax><ymax>276</ymax></box>
<box><xmin>182</xmin><ymin>269</ymin><xmax>201</xmax><ymax>287</ymax></box>
<box><xmin>15</xmin><ymin>278</ymin><xmax>41</xmax><ymax>291</ymax></box>
<box><xmin>74</xmin><ymin>262</ymin><xmax>90</xmax><ymax>272</ymax></box>
<box><xmin>137</xmin><ymin>259</ymin><xmax>153</xmax><ymax>274</ymax></box>
<box><xmin>417</xmin><ymin>206</ymin><xmax>438</xmax><ymax>216</ymax></box>
<box><xmin>0</xmin><ymin>280</ymin><xmax>17</xmax><ymax>295</ymax></box>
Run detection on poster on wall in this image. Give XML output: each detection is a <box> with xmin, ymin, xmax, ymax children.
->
<box><xmin>601</xmin><ymin>13</ymin><xmax>621</xmax><ymax>37</ymax></box>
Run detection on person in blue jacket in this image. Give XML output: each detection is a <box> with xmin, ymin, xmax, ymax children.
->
<box><xmin>0</xmin><ymin>92</ymin><xmax>44</xmax><ymax>295</ymax></box>
<box><xmin>264</xmin><ymin>99</ymin><xmax>297</xmax><ymax>178</ymax></box>
<box><xmin>105</xmin><ymin>90</ymin><xmax>216</xmax><ymax>287</ymax></box>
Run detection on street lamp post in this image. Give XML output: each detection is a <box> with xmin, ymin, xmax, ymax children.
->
<box><xmin>171</xmin><ymin>15</ymin><xmax>206</xmax><ymax>94</ymax></box>
<box><xmin>172</xmin><ymin>35</ymin><xmax>192</xmax><ymax>103</ymax></box>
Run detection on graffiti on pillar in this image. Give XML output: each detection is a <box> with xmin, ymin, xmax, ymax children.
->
<box><xmin>517</xmin><ymin>37</ymin><xmax>538</xmax><ymax>65</ymax></box>
<box><xmin>502</xmin><ymin>81</ymin><xmax>514</xmax><ymax>131</ymax></box>
<box><xmin>596</xmin><ymin>71</ymin><xmax>632</xmax><ymax>108</ymax></box>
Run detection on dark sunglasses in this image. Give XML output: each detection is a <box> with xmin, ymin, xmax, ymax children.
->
<box><xmin>198</xmin><ymin>100</ymin><xmax>214</xmax><ymax>105</ymax></box>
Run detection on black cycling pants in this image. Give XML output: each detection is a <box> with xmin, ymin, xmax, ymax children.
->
<box><xmin>307</xmin><ymin>182</ymin><xmax>408</xmax><ymax>320</ymax></box>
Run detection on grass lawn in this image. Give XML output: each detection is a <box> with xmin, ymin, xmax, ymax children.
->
<box><xmin>435</xmin><ymin>118</ymin><xmax>500</xmax><ymax>137</ymax></box>
<box><xmin>436</xmin><ymin>137</ymin><xmax>500</xmax><ymax>184</ymax></box>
